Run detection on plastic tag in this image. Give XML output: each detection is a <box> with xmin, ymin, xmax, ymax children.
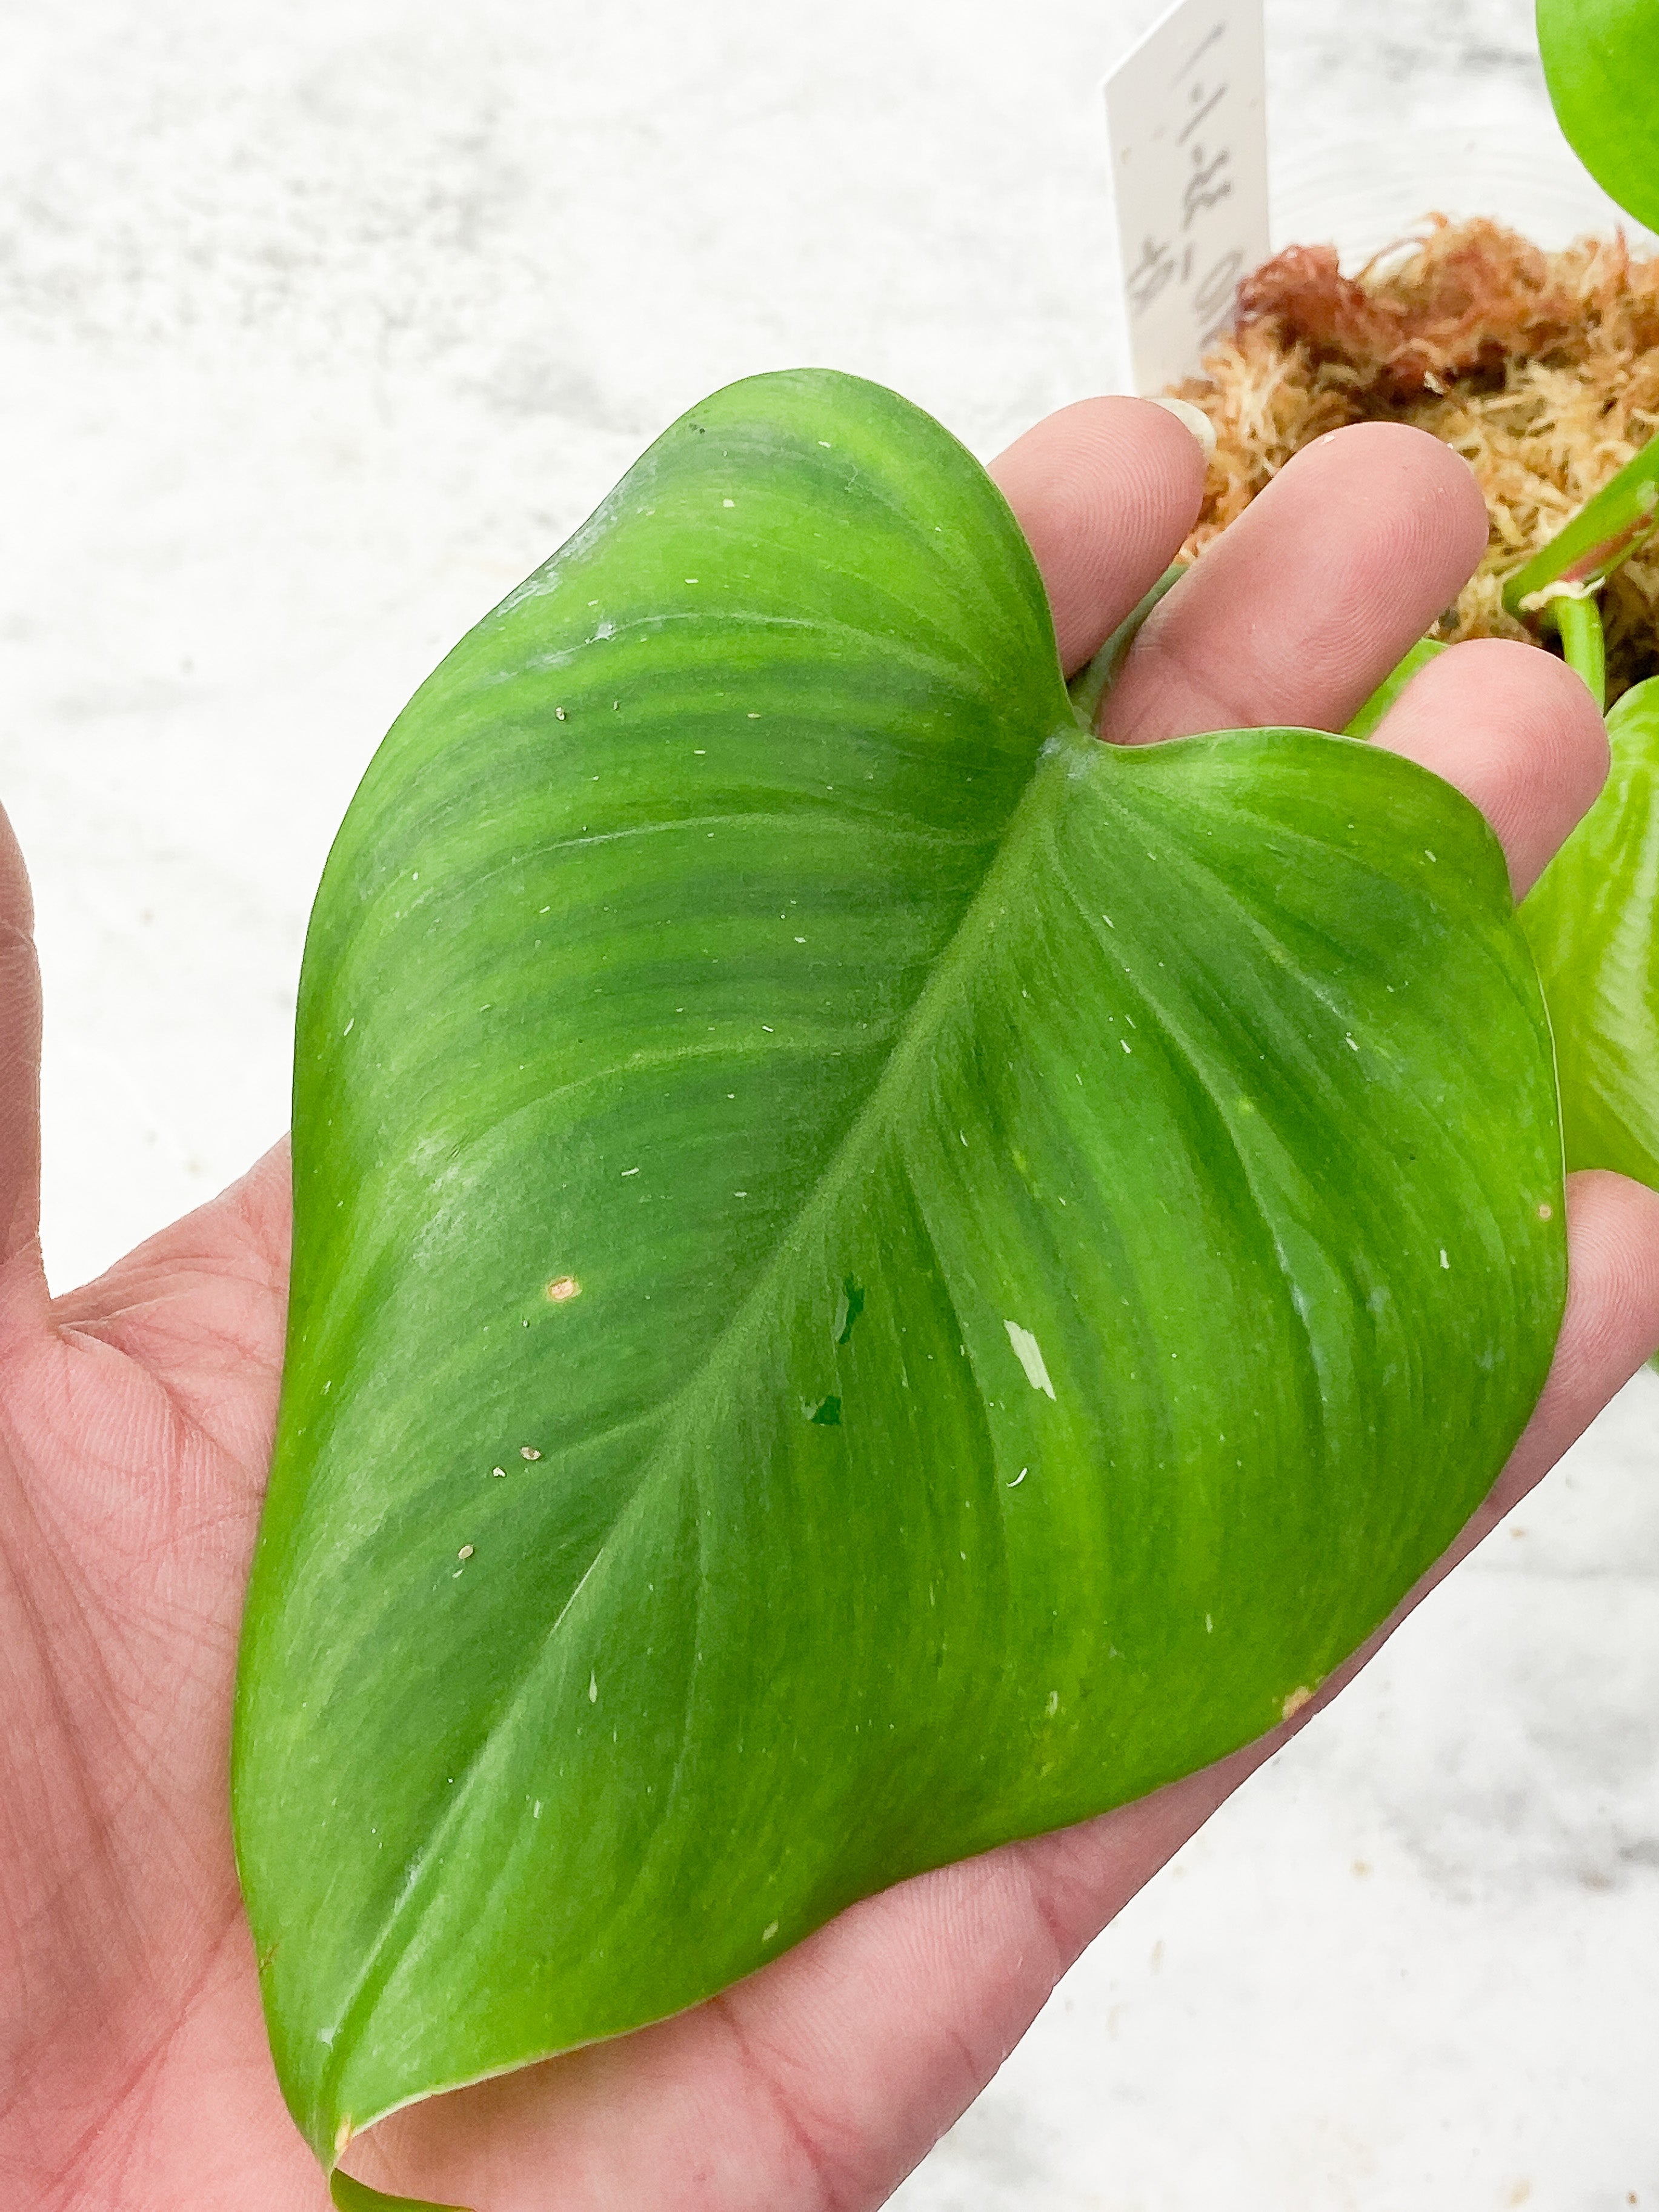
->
<box><xmin>1103</xmin><ymin>0</ymin><xmax>1269</xmax><ymax>393</ymax></box>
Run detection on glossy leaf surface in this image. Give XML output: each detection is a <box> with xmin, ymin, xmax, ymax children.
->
<box><xmin>1537</xmin><ymin>0</ymin><xmax>1659</xmax><ymax>231</ymax></box>
<box><xmin>1522</xmin><ymin>674</ymin><xmax>1659</xmax><ymax>1182</ymax></box>
<box><xmin>233</xmin><ymin>369</ymin><xmax>1566</xmax><ymax>2200</ymax></box>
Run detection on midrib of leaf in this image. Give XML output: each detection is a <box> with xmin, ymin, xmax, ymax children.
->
<box><xmin>316</xmin><ymin>715</ymin><xmax>1083</xmax><ymax>2129</ymax></box>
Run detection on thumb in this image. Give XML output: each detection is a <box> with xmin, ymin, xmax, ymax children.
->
<box><xmin>0</xmin><ymin>802</ymin><xmax>46</xmax><ymax>1324</ymax></box>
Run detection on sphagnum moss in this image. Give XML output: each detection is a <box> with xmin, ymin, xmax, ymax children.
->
<box><xmin>1170</xmin><ymin>215</ymin><xmax>1659</xmax><ymax>703</ymax></box>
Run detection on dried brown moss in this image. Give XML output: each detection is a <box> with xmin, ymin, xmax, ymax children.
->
<box><xmin>1170</xmin><ymin>216</ymin><xmax>1659</xmax><ymax>702</ymax></box>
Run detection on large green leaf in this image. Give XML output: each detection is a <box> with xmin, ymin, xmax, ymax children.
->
<box><xmin>1537</xmin><ymin>0</ymin><xmax>1659</xmax><ymax>232</ymax></box>
<box><xmin>1522</xmin><ymin>674</ymin><xmax>1659</xmax><ymax>1182</ymax></box>
<box><xmin>232</xmin><ymin>368</ymin><xmax>1566</xmax><ymax>2206</ymax></box>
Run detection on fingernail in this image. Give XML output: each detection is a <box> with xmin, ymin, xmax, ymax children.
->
<box><xmin>1149</xmin><ymin>394</ymin><xmax>1217</xmax><ymax>460</ymax></box>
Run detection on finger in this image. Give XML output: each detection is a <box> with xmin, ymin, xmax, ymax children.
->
<box><xmin>989</xmin><ymin>397</ymin><xmax>1208</xmax><ymax>676</ymax></box>
<box><xmin>1369</xmin><ymin>636</ymin><xmax>1609</xmax><ymax>897</ymax></box>
<box><xmin>1101</xmin><ymin>420</ymin><xmax>1489</xmax><ymax>745</ymax></box>
<box><xmin>0</xmin><ymin>802</ymin><xmax>45</xmax><ymax>1329</ymax></box>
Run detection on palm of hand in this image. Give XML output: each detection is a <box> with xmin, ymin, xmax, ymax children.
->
<box><xmin>7</xmin><ymin>400</ymin><xmax>1659</xmax><ymax>2212</ymax></box>
<box><xmin>1</xmin><ymin>1134</ymin><xmax>302</xmax><ymax>2205</ymax></box>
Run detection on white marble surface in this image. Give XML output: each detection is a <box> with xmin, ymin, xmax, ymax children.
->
<box><xmin>4</xmin><ymin>1</ymin><xmax>1655</xmax><ymax>2204</ymax></box>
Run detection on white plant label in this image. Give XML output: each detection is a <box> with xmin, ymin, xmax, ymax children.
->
<box><xmin>1104</xmin><ymin>0</ymin><xmax>1269</xmax><ymax>393</ymax></box>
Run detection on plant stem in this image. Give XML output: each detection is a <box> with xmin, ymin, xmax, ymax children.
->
<box><xmin>1068</xmin><ymin>560</ymin><xmax>1185</xmax><ymax>731</ymax></box>
<box><xmin>1554</xmin><ymin>594</ymin><xmax>1607</xmax><ymax>713</ymax></box>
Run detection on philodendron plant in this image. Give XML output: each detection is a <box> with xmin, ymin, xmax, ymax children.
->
<box><xmin>233</xmin><ymin>367</ymin><xmax>1568</xmax><ymax>2210</ymax></box>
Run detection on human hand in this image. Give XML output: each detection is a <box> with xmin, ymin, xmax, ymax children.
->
<box><xmin>5</xmin><ymin>399</ymin><xmax>1657</xmax><ymax>2212</ymax></box>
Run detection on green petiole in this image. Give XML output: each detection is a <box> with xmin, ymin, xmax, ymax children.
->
<box><xmin>1552</xmin><ymin>593</ymin><xmax>1607</xmax><ymax>712</ymax></box>
<box><xmin>1066</xmin><ymin>557</ymin><xmax>1186</xmax><ymax>729</ymax></box>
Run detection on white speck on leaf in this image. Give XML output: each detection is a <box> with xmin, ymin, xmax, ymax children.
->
<box><xmin>723</xmin><ymin>498</ymin><xmax>736</xmax><ymax>507</ymax></box>
<box><xmin>1345</xmin><ymin>1034</ymin><xmax>1358</xmax><ymax>1051</ymax></box>
<box><xmin>1282</xmin><ymin>1685</ymin><xmax>1314</xmax><ymax>1721</ymax></box>
<box><xmin>1206</xmin><ymin>1613</ymin><xmax>1214</xmax><ymax>1633</ymax></box>
<box><xmin>1009</xmin><ymin>1467</ymin><xmax>1028</xmax><ymax>1488</ymax></box>
<box><xmin>1004</xmin><ymin>1320</ymin><xmax>1057</xmax><ymax>1400</ymax></box>
<box><xmin>545</xmin><ymin>1275</ymin><xmax>582</xmax><ymax>1303</ymax></box>
<box><xmin>342</xmin><ymin>1018</ymin><xmax>353</xmax><ymax>1036</ymax></box>
<box><xmin>555</xmin><ymin>706</ymin><xmax>567</xmax><ymax>721</ymax></box>
<box><xmin>588</xmin><ymin>1671</ymin><xmax>599</xmax><ymax>1704</ymax></box>
<box><xmin>1046</xmin><ymin>1690</ymin><xmax>1060</xmax><ymax>1716</ymax></box>
<box><xmin>492</xmin><ymin>1466</ymin><xmax>507</xmax><ymax>1478</ymax></box>
<box><xmin>521</xmin><ymin>1446</ymin><xmax>541</xmax><ymax>1461</ymax></box>
<box><xmin>763</xmin><ymin>1919</ymin><xmax>780</xmax><ymax>1941</ymax></box>
<box><xmin>533</xmin><ymin>1799</ymin><xmax>542</xmax><ymax>1818</ymax></box>
<box><xmin>457</xmin><ymin>1544</ymin><xmax>473</xmax><ymax>1561</ymax></box>
<box><xmin>1121</xmin><ymin>1039</ymin><xmax>1132</xmax><ymax>1054</ymax></box>
<box><xmin>622</xmin><ymin>1167</ymin><xmax>640</xmax><ymax>1177</ymax></box>
<box><xmin>1440</xmin><ymin>1249</ymin><xmax>1451</xmax><ymax>1269</ymax></box>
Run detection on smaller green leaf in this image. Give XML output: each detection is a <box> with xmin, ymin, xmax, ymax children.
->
<box><xmin>1521</xmin><ymin>674</ymin><xmax>1659</xmax><ymax>1184</ymax></box>
<box><xmin>1537</xmin><ymin>0</ymin><xmax>1659</xmax><ymax>232</ymax></box>
<box><xmin>1344</xmin><ymin>637</ymin><xmax>1446</xmax><ymax>740</ymax></box>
